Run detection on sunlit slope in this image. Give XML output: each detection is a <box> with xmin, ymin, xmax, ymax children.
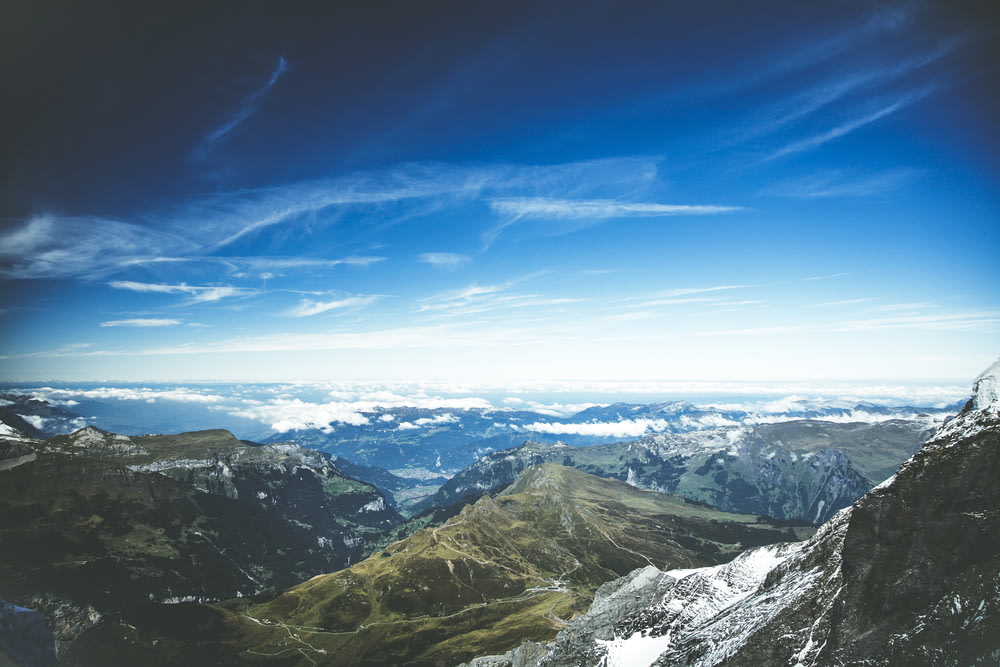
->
<box><xmin>89</xmin><ymin>464</ymin><xmax>811</xmax><ymax>666</ymax></box>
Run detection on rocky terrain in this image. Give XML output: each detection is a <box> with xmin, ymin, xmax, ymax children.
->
<box><xmin>0</xmin><ymin>426</ymin><xmax>400</xmax><ymax>657</ymax></box>
<box><xmin>417</xmin><ymin>419</ymin><xmax>935</xmax><ymax>524</ymax></box>
<box><xmin>60</xmin><ymin>465</ymin><xmax>812</xmax><ymax>666</ymax></box>
<box><xmin>469</xmin><ymin>360</ymin><xmax>1000</xmax><ymax>666</ymax></box>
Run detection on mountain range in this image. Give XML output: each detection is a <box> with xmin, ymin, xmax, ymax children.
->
<box><xmin>263</xmin><ymin>400</ymin><xmax>955</xmax><ymax>481</ymax></box>
<box><xmin>1</xmin><ymin>363</ymin><xmax>993</xmax><ymax>665</ymax></box>
<box><xmin>416</xmin><ymin>419</ymin><xmax>935</xmax><ymax>524</ymax></box>
<box><xmin>465</xmin><ymin>360</ymin><xmax>1000</xmax><ymax>666</ymax></box>
<box><xmin>59</xmin><ymin>464</ymin><xmax>811</xmax><ymax>666</ymax></box>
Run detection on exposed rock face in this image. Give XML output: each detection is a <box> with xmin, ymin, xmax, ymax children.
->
<box><xmin>419</xmin><ymin>419</ymin><xmax>934</xmax><ymax>524</ymax></box>
<box><xmin>478</xmin><ymin>364</ymin><xmax>1000</xmax><ymax>666</ymax></box>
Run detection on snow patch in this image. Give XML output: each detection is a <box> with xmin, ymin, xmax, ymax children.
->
<box><xmin>359</xmin><ymin>497</ymin><xmax>386</xmax><ymax>513</ymax></box>
<box><xmin>598</xmin><ymin>630</ymin><xmax>674</xmax><ymax>667</ymax></box>
<box><xmin>972</xmin><ymin>358</ymin><xmax>1000</xmax><ymax>412</ymax></box>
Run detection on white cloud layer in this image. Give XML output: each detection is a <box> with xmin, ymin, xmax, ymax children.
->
<box><xmin>100</xmin><ymin>318</ymin><xmax>183</xmax><ymax>328</ymax></box>
<box><xmin>489</xmin><ymin>198</ymin><xmax>743</xmax><ymax>219</ymax></box>
<box><xmin>285</xmin><ymin>295</ymin><xmax>381</xmax><ymax>317</ymax></box>
<box><xmin>418</xmin><ymin>252</ymin><xmax>470</xmax><ymax>268</ymax></box>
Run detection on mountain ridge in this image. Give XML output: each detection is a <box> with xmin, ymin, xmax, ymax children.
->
<box><xmin>468</xmin><ymin>361</ymin><xmax>1000</xmax><ymax>666</ymax></box>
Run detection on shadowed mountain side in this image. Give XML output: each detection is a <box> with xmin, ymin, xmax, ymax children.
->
<box><xmin>0</xmin><ymin>427</ymin><xmax>401</xmax><ymax>656</ymax></box>
<box><xmin>65</xmin><ymin>464</ymin><xmax>812</xmax><ymax>666</ymax></box>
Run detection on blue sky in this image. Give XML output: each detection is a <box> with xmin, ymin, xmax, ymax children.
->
<box><xmin>1</xmin><ymin>0</ymin><xmax>998</xmax><ymax>384</ymax></box>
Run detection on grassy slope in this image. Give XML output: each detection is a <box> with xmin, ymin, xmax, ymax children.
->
<box><xmin>88</xmin><ymin>465</ymin><xmax>812</xmax><ymax>667</ymax></box>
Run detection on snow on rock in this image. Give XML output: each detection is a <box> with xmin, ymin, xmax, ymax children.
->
<box><xmin>359</xmin><ymin>497</ymin><xmax>386</xmax><ymax>513</ymax></box>
<box><xmin>971</xmin><ymin>357</ymin><xmax>1000</xmax><ymax>412</ymax></box>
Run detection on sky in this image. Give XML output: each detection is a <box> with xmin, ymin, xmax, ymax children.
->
<box><xmin>1</xmin><ymin>0</ymin><xmax>998</xmax><ymax>385</ymax></box>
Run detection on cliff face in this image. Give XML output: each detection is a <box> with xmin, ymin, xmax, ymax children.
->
<box><xmin>475</xmin><ymin>363</ymin><xmax>1000</xmax><ymax>667</ymax></box>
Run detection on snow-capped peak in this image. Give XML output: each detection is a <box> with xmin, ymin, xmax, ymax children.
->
<box><xmin>971</xmin><ymin>357</ymin><xmax>1000</xmax><ymax>413</ymax></box>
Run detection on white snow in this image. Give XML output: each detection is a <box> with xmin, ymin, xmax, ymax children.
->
<box><xmin>359</xmin><ymin>497</ymin><xmax>386</xmax><ymax>513</ymax></box>
<box><xmin>0</xmin><ymin>423</ymin><xmax>22</xmax><ymax>437</ymax></box>
<box><xmin>972</xmin><ymin>358</ymin><xmax>1000</xmax><ymax>412</ymax></box>
<box><xmin>598</xmin><ymin>630</ymin><xmax>674</xmax><ymax>667</ymax></box>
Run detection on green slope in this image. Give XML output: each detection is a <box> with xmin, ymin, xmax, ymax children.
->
<box><xmin>77</xmin><ymin>464</ymin><xmax>813</xmax><ymax>666</ymax></box>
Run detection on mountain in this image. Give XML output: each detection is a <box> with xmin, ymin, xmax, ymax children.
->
<box><xmin>416</xmin><ymin>419</ymin><xmax>935</xmax><ymax>524</ymax></box>
<box><xmin>0</xmin><ymin>394</ymin><xmax>88</xmax><ymax>439</ymax></box>
<box><xmin>63</xmin><ymin>464</ymin><xmax>813</xmax><ymax>666</ymax></box>
<box><xmin>261</xmin><ymin>401</ymin><xmax>955</xmax><ymax>477</ymax></box>
<box><xmin>0</xmin><ymin>426</ymin><xmax>400</xmax><ymax>656</ymax></box>
<box><xmin>472</xmin><ymin>360</ymin><xmax>1000</xmax><ymax>666</ymax></box>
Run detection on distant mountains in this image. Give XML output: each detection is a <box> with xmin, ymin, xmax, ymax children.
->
<box><xmin>265</xmin><ymin>401</ymin><xmax>954</xmax><ymax>480</ymax></box>
<box><xmin>416</xmin><ymin>419</ymin><xmax>935</xmax><ymax>523</ymax></box>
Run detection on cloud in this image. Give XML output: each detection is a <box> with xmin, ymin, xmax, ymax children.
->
<box><xmin>195</xmin><ymin>56</ymin><xmax>289</xmax><ymax>157</ymax></box>
<box><xmin>396</xmin><ymin>413</ymin><xmax>458</xmax><ymax>430</ymax></box>
<box><xmin>29</xmin><ymin>386</ymin><xmax>227</xmax><ymax>404</ymax></box>
<box><xmin>0</xmin><ymin>215</ymin><xmax>195</xmax><ymax>280</ymax></box>
<box><xmin>519</xmin><ymin>418</ymin><xmax>672</xmax><ymax>438</ymax></box>
<box><xmin>417</xmin><ymin>280</ymin><xmax>579</xmax><ymax>317</ymax></box>
<box><xmin>285</xmin><ymin>294</ymin><xmax>381</xmax><ymax>317</ymax></box>
<box><xmin>483</xmin><ymin>198</ymin><xmax>744</xmax><ymax>247</ymax></box>
<box><xmin>100</xmin><ymin>318</ymin><xmax>183</xmax><ymax>327</ymax></box>
<box><xmin>760</xmin><ymin>168</ymin><xmax>922</xmax><ymax>198</ymax></box>
<box><xmin>418</xmin><ymin>252</ymin><xmax>471</xmax><ymax>268</ymax></box>
<box><xmin>761</xmin><ymin>91</ymin><xmax>931</xmax><ymax>163</ymax></box>
<box><xmin>654</xmin><ymin>285</ymin><xmax>750</xmax><ymax>298</ymax></box>
<box><xmin>4</xmin><ymin>157</ymin><xmax>666</xmax><ymax>280</ymax></box>
<box><xmin>812</xmin><ymin>298</ymin><xmax>876</xmax><ymax>308</ymax></box>
<box><xmin>833</xmin><ymin>311</ymin><xmax>1000</xmax><ymax>332</ymax></box>
<box><xmin>489</xmin><ymin>197</ymin><xmax>743</xmax><ymax>219</ymax></box>
<box><xmin>734</xmin><ymin>41</ymin><xmax>956</xmax><ymax>148</ymax></box>
<box><xmin>108</xmin><ymin>281</ymin><xmax>257</xmax><ymax>303</ymax></box>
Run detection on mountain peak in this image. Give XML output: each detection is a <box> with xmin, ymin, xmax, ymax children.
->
<box><xmin>972</xmin><ymin>357</ymin><xmax>1000</xmax><ymax>412</ymax></box>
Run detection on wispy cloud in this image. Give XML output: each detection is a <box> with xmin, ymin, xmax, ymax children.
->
<box><xmin>761</xmin><ymin>90</ymin><xmax>931</xmax><ymax>163</ymax></box>
<box><xmin>485</xmin><ymin>197</ymin><xmax>744</xmax><ymax>248</ymax></box>
<box><xmin>285</xmin><ymin>295</ymin><xmax>381</xmax><ymax>318</ymax></box>
<box><xmin>0</xmin><ymin>215</ymin><xmax>194</xmax><ymax>280</ymax></box>
<box><xmin>833</xmin><ymin>311</ymin><xmax>1000</xmax><ymax>332</ymax></box>
<box><xmin>653</xmin><ymin>285</ymin><xmax>750</xmax><ymax>299</ymax></box>
<box><xmin>418</xmin><ymin>252</ymin><xmax>471</xmax><ymax>268</ymax></box>
<box><xmin>760</xmin><ymin>168</ymin><xmax>922</xmax><ymax>199</ymax></box>
<box><xmin>108</xmin><ymin>281</ymin><xmax>257</xmax><ymax>303</ymax></box>
<box><xmin>489</xmin><ymin>197</ymin><xmax>743</xmax><ymax>220</ymax></box>
<box><xmin>735</xmin><ymin>42</ymin><xmax>956</xmax><ymax>148</ymax></box>
<box><xmin>4</xmin><ymin>158</ymin><xmax>664</xmax><ymax>280</ymax></box>
<box><xmin>417</xmin><ymin>281</ymin><xmax>578</xmax><ymax>317</ymax></box>
<box><xmin>813</xmin><ymin>298</ymin><xmax>876</xmax><ymax>308</ymax></box>
<box><xmin>100</xmin><ymin>318</ymin><xmax>183</xmax><ymax>328</ymax></box>
<box><xmin>194</xmin><ymin>56</ymin><xmax>289</xmax><ymax>158</ymax></box>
